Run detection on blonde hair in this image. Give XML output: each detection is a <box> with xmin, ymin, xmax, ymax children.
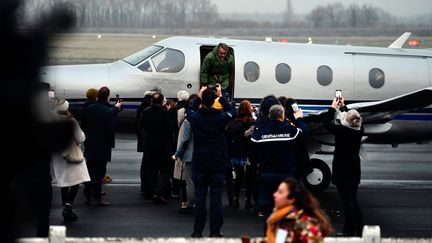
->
<box><xmin>346</xmin><ymin>109</ymin><xmax>362</xmax><ymax>128</ymax></box>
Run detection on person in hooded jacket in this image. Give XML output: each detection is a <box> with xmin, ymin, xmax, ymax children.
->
<box><xmin>323</xmin><ymin>95</ymin><xmax>364</xmax><ymax>237</ymax></box>
<box><xmin>52</xmin><ymin>99</ymin><xmax>90</xmax><ymax>221</ymax></box>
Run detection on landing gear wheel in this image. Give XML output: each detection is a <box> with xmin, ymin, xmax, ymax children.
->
<box><xmin>304</xmin><ymin>158</ymin><xmax>331</xmax><ymax>192</ymax></box>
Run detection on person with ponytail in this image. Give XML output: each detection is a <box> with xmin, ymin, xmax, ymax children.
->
<box><xmin>266</xmin><ymin>178</ymin><xmax>332</xmax><ymax>243</ymax></box>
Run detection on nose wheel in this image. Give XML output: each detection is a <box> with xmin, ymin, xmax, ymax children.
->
<box><xmin>304</xmin><ymin>158</ymin><xmax>331</xmax><ymax>192</ymax></box>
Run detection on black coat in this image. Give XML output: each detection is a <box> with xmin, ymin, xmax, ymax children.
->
<box><xmin>225</xmin><ymin>117</ymin><xmax>253</xmax><ymax>158</ymax></box>
<box><xmin>138</xmin><ymin>104</ymin><xmax>173</xmax><ymax>161</ymax></box>
<box><xmin>81</xmin><ymin>100</ymin><xmax>119</xmax><ymax>162</ymax></box>
<box><xmin>323</xmin><ymin>107</ymin><xmax>364</xmax><ymax>185</ymax></box>
<box><xmin>188</xmin><ymin>97</ymin><xmax>235</xmax><ymax>173</ymax></box>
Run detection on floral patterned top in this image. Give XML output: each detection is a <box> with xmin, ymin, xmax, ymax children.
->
<box><xmin>272</xmin><ymin>208</ymin><xmax>324</xmax><ymax>243</ymax></box>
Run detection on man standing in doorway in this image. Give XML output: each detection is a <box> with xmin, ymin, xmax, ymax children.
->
<box><xmin>200</xmin><ymin>43</ymin><xmax>234</xmax><ymax>99</ymax></box>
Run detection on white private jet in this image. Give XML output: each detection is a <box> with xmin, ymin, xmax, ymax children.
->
<box><xmin>41</xmin><ymin>33</ymin><xmax>432</xmax><ymax>191</ymax></box>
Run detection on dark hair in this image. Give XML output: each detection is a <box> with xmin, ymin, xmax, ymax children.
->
<box><xmin>278</xmin><ymin>96</ymin><xmax>288</xmax><ymax>107</ymax></box>
<box><xmin>187</xmin><ymin>93</ymin><xmax>199</xmax><ymax>106</ymax></box>
<box><xmin>97</xmin><ymin>86</ymin><xmax>110</xmax><ymax>101</ymax></box>
<box><xmin>259</xmin><ymin>95</ymin><xmax>280</xmax><ymax>118</ymax></box>
<box><xmin>283</xmin><ymin>98</ymin><xmax>297</xmax><ymax>122</ymax></box>
<box><xmin>202</xmin><ymin>89</ymin><xmax>218</xmax><ymax>108</ymax></box>
<box><xmin>217</xmin><ymin>43</ymin><xmax>229</xmax><ymax>52</ymax></box>
<box><xmin>282</xmin><ymin>178</ymin><xmax>332</xmax><ymax>237</ymax></box>
<box><xmin>151</xmin><ymin>92</ymin><xmax>164</xmax><ymax>105</ymax></box>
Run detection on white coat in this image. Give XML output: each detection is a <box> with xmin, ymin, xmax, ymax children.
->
<box><xmin>52</xmin><ymin>117</ymin><xmax>90</xmax><ymax>187</ymax></box>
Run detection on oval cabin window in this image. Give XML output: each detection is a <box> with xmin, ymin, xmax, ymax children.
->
<box><xmin>244</xmin><ymin>61</ymin><xmax>260</xmax><ymax>82</ymax></box>
<box><xmin>275</xmin><ymin>63</ymin><xmax>292</xmax><ymax>84</ymax></box>
<box><xmin>317</xmin><ymin>65</ymin><xmax>333</xmax><ymax>86</ymax></box>
<box><xmin>369</xmin><ymin>68</ymin><xmax>385</xmax><ymax>88</ymax></box>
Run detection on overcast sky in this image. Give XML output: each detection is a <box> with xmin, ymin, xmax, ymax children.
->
<box><xmin>210</xmin><ymin>0</ymin><xmax>432</xmax><ymax>17</ymax></box>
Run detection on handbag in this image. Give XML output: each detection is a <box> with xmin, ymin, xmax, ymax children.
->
<box><xmin>62</xmin><ymin>141</ymin><xmax>84</xmax><ymax>164</ymax></box>
<box><xmin>173</xmin><ymin>158</ymin><xmax>185</xmax><ymax>180</ymax></box>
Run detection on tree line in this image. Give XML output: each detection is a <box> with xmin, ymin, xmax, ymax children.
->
<box><xmin>21</xmin><ymin>0</ymin><xmax>218</xmax><ymax>29</ymax></box>
<box><xmin>20</xmin><ymin>0</ymin><xmax>429</xmax><ymax>31</ymax></box>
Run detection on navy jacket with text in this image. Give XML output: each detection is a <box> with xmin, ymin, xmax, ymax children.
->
<box><xmin>251</xmin><ymin>118</ymin><xmax>307</xmax><ymax>175</ymax></box>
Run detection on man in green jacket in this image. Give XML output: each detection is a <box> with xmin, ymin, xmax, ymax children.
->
<box><xmin>200</xmin><ymin>43</ymin><xmax>233</xmax><ymax>99</ymax></box>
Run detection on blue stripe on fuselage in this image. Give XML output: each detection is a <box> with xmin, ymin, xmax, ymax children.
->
<box><xmin>68</xmin><ymin>98</ymin><xmax>432</xmax><ymax>121</ymax></box>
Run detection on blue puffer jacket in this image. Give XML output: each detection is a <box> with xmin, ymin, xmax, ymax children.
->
<box><xmin>251</xmin><ymin>119</ymin><xmax>307</xmax><ymax>175</ymax></box>
<box><xmin>187</xmin><ymin>96</ymin><xmax>235</xmax><ymax>173</ymax></box>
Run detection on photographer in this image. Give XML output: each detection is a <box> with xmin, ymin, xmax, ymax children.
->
<box><xmin>187</xmin><ymin>85</ymin><xmax>235</xmax><ymax>238</ymax></box>
<box><xmin>323</xmin><ymin>95</ymin><xmax>364</xmax><ymax>237</ymax></box>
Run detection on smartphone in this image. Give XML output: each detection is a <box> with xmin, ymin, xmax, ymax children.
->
<box><xmin>115</xmin><ymin>94</ymin><xmax>120</xmax><ymax>102</ymax></box>
<box><xmin>48</xmin><ymin>90</ymin><xmax>55</xmax><ymax>98</ymax></box>
<box><xmin>291</xmin><ymin>102</ymin><xmax>299</xmax><ymax>112</ymax></box>
<box><xmin>335</xmin><ymin>89</ymin><xmax>342</xmax><ymax>100</ymax></box>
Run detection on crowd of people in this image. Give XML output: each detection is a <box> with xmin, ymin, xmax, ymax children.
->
<box><xmin>22</xmin><ymin>81</ymin><xmax>364</xmax><ymax>242</ymax></box>
<box><xmin>7</xmin><ymin>37</ymin><xmax>364</xmax><ymax>242</ymax></box>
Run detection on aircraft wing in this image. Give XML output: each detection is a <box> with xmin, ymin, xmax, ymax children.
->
<box><xmin>304</xmin><ymin>87</ymin><xmax>432</xmax><ymax>153</ymax></box>
<box><xmin>305</xmin><ymin>87</ymin><xmax>432</xmax><ymax>125</ymax></box>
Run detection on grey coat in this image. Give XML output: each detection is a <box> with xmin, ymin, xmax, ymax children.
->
<box><xmin>174</xmin><ymin>119</ymin><xmax>193</xmax><ymax>163</ymax></box>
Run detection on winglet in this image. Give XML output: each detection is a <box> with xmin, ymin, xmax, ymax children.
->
<box><xmin>388</xmin><ymin>32</ymin><xmax>411</xmax><ymax>48</ymax></box>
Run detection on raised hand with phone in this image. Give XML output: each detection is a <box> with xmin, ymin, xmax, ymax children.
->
<box><xmin>115</xmin><ymin>94</ymin><xmax>123</xmax><ymax>111</ymax></box>
<box><xmin>332</xmin><ymin>89</ymin><xmax>344</xmax><ymax>109</ymax></box>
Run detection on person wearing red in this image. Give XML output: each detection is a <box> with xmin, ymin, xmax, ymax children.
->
<box><xmin>266</xmin><ymin>178</ymin><xmax>332</xmax><ymax>243</ymax></box>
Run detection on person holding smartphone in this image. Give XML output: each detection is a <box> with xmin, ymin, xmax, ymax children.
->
<box><xmin>282</xmin><ymin>98</ymin><xmax>313</xmax><ymax>182</ymax></box>
<box><xmin>323</xmin><ymin>93</ymin><xmax>364</xmax><ymax>237</ymax></box>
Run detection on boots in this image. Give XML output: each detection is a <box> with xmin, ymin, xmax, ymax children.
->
<box><xmin>62</xmin><ymin>204</ymin><xmax>78</xmax><ymax>221</ymax></box>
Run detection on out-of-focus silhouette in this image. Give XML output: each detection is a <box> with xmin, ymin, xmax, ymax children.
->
<box><xmin>0</xmin><ymin>0</ymin><xmax>74</xmax><ymax>241</ymax></box>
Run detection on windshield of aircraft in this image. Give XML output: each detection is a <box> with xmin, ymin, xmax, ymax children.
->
<box><xmin>123</xmin><ymin>45</ymin><xmax>163</xmax><ymax>66</ymax></box>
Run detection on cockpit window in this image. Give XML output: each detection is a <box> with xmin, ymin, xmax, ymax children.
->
<box><xmin>123</xmin><ymin>45</ymin><xmax>163</xmax><ymax>66</ymax></box>
<box><xmin>152</xmin><ymin>48</ymin><xmax>185</xmax><ymax>73</ymax></box>
<box><xmin>138</xmin><ymin>61</ymin><xmax>152</xmax><ymax>72</ymax></box>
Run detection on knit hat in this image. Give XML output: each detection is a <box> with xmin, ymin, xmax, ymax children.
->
<box><xmin>177</xmin><ymin>90</ymin><xmax>190</xmax><ymax>101</ymax></box>
<box><xmin>86</xmin><ymin>88</ymin><xmax>98</xmax><ymax>99</ymax></box>
<box><xmin>55</xmin><ymin>99</ymin><xmax>69</xmax><ymax>112</ymax></box>
<box><xmin>259</xmin><ymin>95</ymin><xmax>280</xmax><ymax>118</ymax></box>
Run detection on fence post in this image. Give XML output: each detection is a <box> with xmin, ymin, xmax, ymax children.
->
<box><xmin>49</xmin><ymin>226</ymin><xmax>66</xmax><ymax>243</ymax></box>
<box><xmin>362</xmin><ymin>225</ymin><xmax>381</xmax><ymax>243</ymax></box>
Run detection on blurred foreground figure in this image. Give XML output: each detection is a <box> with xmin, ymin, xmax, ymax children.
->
<box><xmin>0</xmin><ymin>0</ymin><xmax>74</xmax><ymax>240</ymax></box>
